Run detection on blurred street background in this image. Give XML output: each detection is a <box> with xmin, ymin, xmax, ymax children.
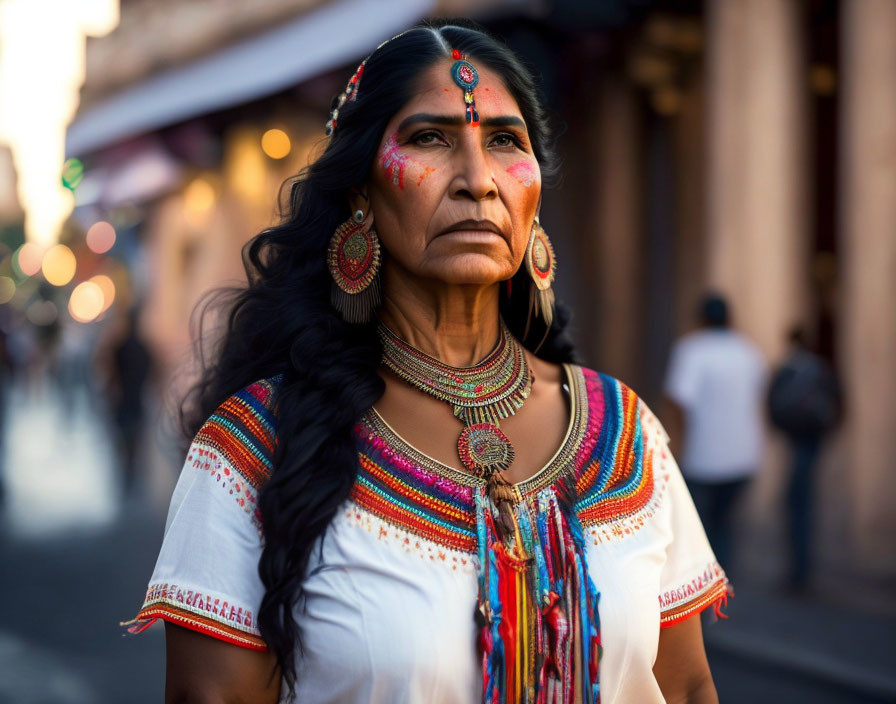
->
<box><xmin>0</xmin><ymin>0</ymin><xmax>894</xmax><ymax>702</ymax></box>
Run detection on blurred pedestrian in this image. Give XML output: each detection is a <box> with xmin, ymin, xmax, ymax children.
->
<box><xmin>663</xmin><ymin>293</ymin><xmax>768</xmax><ymax>576</ymax></box>
<box><xmin>108</xmin><ymin>307</ymin><xmax>154</xmax><ymax>497</ymax></box>
<box><xmin>767</xmin><ymin>325</ymin><xmax>842</xmax><ymax>593</ymax></box>
<box><xmin>0</xmin><ymin>322</ymin><xmax>9</xmax><ymax>506</ymax></box>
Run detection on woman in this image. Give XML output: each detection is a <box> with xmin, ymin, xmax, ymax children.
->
<box><xmin>131</xmin><ymin>21</ymin><xmax>729</xmax><ymax>704</ymax></box>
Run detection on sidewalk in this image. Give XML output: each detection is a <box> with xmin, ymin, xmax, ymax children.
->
<box><xmin>705</xmin><ymin>578</ymin><xmax>896</xmax><ymax>703</ymax></box>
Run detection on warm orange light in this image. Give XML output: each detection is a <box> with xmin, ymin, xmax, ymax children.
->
<box><xmin>86</xmin><ymin>220</ymin><xmax>116</xmax><ymax>253</ymax></box>
<box><xmin>15</xmin><ymin>241</ymin><xmax>44</xmax><ymax>276</ymax></box>
<box><xmin>261</xmin><ymin>128</ymin><xmax>291</xmax><ymax>159</ymax></box>
<box><xmin>69</xmin><ymin>280</ymin><xmax>104</xmax><ymax>322</ymax></box>
<box><xmin>0</xmin><ymin>276</ymin><xmax>14</xmax><ymax>304</ymax></box>
<box><xmin>185</xmin><ymin>177</ymin><xmax>215</xmax><ymax>212</ymax></box>
<box><xmin>88</xmin><ymin>274</ymin><xmax>115</xmax><ymax>312</ymax></box>
<box><xmin>41</xmin><ymin>244</ymin><xmax>77</xmax><ymax>286</ymax></box>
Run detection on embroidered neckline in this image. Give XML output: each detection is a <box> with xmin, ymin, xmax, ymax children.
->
<box><xmin>363</xmin><ymin>363</ymin><xmax>589</xmax><ymax>496</ymax></box>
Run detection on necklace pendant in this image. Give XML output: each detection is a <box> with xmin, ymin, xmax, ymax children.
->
<box><xmin>457</xmin><ymin>423</ymin><xmax>515</xmax><ymax>476</ymax></box>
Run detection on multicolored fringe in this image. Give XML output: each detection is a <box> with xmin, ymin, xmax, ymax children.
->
<box><xmin>476</xmin><ymin>475</ymin><xmax>602</xmax><ymax>704</ymax></box>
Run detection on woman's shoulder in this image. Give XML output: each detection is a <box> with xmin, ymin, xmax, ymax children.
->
<box><xmin>190</xmin><ymin>374</ymin><xmax>285</xmax><ymax>492</ymax></box>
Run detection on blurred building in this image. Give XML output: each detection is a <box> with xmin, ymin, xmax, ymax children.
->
<box><xmin>7</xmin><ymin>0</ymin><xmax>890</xmax><ymax>593</ymax></box>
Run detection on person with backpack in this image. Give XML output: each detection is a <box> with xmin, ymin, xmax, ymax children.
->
<box><xmin>767</xmin><ymin>325</ymin><xmax>843</xmax><ymax>593</ymax></box>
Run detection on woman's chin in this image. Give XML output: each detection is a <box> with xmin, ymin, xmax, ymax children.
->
<box><xmin>422</xmin><ymin>256</ymin><xmax>514</xmax><ymax>287</ymax></box>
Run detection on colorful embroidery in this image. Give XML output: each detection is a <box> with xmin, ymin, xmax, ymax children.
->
<box><xmin>193</xmin><ymin>378</ymin><xmax>280</xmax><ymax>492</ymax></box>
<box><xmin>187</xmin><ymin>445</ymin><xmax>263</xmax><ymax>531</ymax></box>
<box><xmin>351</xmin><ymin>427</ymin><xmax>478</xmax><ymax>553</ymax></box>
<box><xmin>130</xmin><ymin>582</ymin><xmax>266</xmax><ymax>650</ymax></box>
<box><xmin>342</xmin><ymin>501</ymin><xmax>477</xmax><ymax>573</ymax></box>
<box><xmin>574</xmin><ymin>376</ymin><xmax>655</xmax><ymax>527</ymax></box>
<box><xmin>659</xmin><ymin>561</ymin><xmax>730</xmax><ymax>627</ymax></box>
<box><xmin>349</xmin><ymin>369</ymin><xmax>664</xmax><ymax>557</ymax></box>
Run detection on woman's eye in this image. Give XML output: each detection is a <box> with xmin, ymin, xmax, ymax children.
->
<box><xmin>491</xmin><ymin>133</ymin><xmax>521</xmax><ymax>148</ymax></box>
<box><xmin>412</xmin><ymin>131</ymin><xmax>442</xmax><ymax>146</ymax></box>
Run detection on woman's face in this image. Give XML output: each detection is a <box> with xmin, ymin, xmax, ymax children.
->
<box><xmin>363</xmin><ymin>58</ymin><xmax>542</xmax><ymax>287</ymax></box>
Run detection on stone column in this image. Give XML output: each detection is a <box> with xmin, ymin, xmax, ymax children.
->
<box><xmin>590</xmin><ymin>76</ymin><xmax>644</xmax><ymax>388</ymax></box>
<box><xmin>705</xmin><ymin>0</ymin><xmax>809</xmax><ymax>360</ymax></box>
<box><xmin>839</xmin><ymin>0</ymin><xmax>896</xmax><ymax>573</ymax></box>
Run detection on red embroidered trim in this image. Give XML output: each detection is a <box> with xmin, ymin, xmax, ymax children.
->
<box><xmin>132</xmin><ymin>605</ymin><xmax>267</xmax><ymax>651</ymax></box>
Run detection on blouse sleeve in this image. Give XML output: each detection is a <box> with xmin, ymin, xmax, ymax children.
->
<box><xmin>129</xmin><ymin>378</ymin><xmax>281</xmax><ymax>650</ymax></box>
<box><xmin>638</xmin><ymin>402</ymin><xmax>731</xmax><ymax>629</ymax></box>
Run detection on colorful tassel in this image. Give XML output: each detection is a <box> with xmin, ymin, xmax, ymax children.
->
<box><xmin>475</xmin><ymin>480</ymin><xmax>602</xmax><ymax>703</ymax></box>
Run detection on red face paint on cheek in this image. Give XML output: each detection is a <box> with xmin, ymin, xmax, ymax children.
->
<box><xmin>416</xmin><ymin>166</ymin><xmax>436</xmax><ymax>187</ymax></box>
<box><xmin>380</xmin><ymin>132</ymin><xmax>408</xmax><ymax>189</ymax></box>
<box><xmin>507</xmin><ymin>161</ymin><xmax>537</xmax><ymax>187</ymax></box>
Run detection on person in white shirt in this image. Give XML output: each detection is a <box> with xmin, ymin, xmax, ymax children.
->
<box><xmin>663</xmin><ymin>293</ymin><xmax>768</xmax><ymax>575</ymax></box>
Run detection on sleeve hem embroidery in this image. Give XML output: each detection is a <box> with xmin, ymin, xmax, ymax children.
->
<box><xmin>658</xmin><ymin>559</ymin><xmax>732</xmax><ymax>628</ymax></box>
<box><xmin>129</xmin><ymin>604</ymin><xmax>268</xmax><ymax>651</ymax></box>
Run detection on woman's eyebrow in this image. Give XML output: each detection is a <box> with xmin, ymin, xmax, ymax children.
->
<box><xmin>397</xmin><ymin>113</ymin><xmax>526</xmax><ymax>131</ymax></box>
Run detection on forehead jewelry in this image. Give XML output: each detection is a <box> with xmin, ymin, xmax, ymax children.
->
<box><xmin>450</xmin><ymin>48</ymin><xmax>480</xmax><ymax>127</ymax></box>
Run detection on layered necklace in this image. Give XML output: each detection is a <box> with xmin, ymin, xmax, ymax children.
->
<box><xmin>377</xmin><ymin>319</ymin><xmax>531</xmax><ymax>482</ymax></box>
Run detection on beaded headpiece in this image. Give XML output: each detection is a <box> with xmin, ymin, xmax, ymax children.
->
<box><xmin>450</xmin><ymin>48</ymin><xmax>480</xmax><ymax>127</ymax></box>
<box><xmin>325</xmin><ymin>30</ymin><xmax>417</xmax><ymax>136</ymax></box>
<box><xmin>325</xmin><ymin>59</ymin><xmax>366</xmax><ymax>136</ymax></box>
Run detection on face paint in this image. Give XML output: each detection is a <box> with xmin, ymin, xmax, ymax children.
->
<box><xmin>415</xmin><ymin>166</ymin><xmax>436</xmax><ymax>187</ymax></box>
<box><xmin>507</xmin><ymin>161</ymin><xmax>537</xmax><ymax>187</ymax></box>
<box><xmin>380</xmin><ymin>132</ymin><xmax>408</xmax><ymax>189</ymax></box>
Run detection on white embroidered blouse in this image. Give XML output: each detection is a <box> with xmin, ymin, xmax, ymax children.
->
<box><xmin>134</xmin><ymin>365</ymin><xmax>729</xmax><ymax>703</ymax></box>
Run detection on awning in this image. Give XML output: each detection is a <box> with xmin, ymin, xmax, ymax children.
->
<box><xmin>66</xmin><ymin>0</ymin><xmax>435</xmax><ymax>157</ymax></box>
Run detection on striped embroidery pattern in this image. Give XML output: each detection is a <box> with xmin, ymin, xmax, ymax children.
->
<box><xmin>349</xmin><ymin>367</ymin><xmax>657</xmax><ymax>556</ymax></box>
<box><xmin>193</xmin><ymin>378</ymin><xmax>280</xmax><ymax>492</ymax></box>
<box><xmin>351</xmin><ymin>424</ymin><xmax>478</xmax><ymax>553</ymax></box>
<box><xmin>574</xmin><ymin>375</ymin><xmax>655</xmax><ymax>527</ymax></box>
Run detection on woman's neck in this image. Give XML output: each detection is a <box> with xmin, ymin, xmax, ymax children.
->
<box><xmin>377</xmin><ymin>270</ymin><xmax>501</xmax><ymax>368</ymax></box>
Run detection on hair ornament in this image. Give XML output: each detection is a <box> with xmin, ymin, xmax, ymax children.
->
<box><xmin>450</xmin><ymin>48</ymin><xmax>480</xmax><ymax>127</ymax></box>
<box><xmin>325</xmin><ymin>29</ymin><xmax>414</xmax><ymax>137</ymax></box>
<box><xmin>325</xmin><ymin>59</ymin><xmax>367</xmax><ymax>136</ymax></box>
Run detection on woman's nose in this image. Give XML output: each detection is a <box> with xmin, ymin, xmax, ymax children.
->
<box><xmin>451</xmin><ymin>138</ymin><xmax>498</xmax><ymax>202</ymax></box>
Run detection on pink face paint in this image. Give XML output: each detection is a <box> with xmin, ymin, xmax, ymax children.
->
<box><xmin>507</xmin><ymin>161</ymin><xmax>537</xmax><ymax>187</ymax></box>
<box><xmin>380</xmin><ymin>132</ymin><xmax>408</xmax><ymax>189</ymax></box>
<box><xmin>416</xmin><ymin>166</ymin><xmax>435</xmax><ymax>187</ymax></box>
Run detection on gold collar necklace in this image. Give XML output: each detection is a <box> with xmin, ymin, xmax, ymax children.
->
<box><xmin>377</xmin><ymin>319</ymin><xmax>532</xmax><ymax>480</ymax></box>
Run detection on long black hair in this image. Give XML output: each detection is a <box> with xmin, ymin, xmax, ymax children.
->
<box><xmin>183</xmin><ymin>19</ymin><xmax>578</xmax><ymax>695</ymax></box>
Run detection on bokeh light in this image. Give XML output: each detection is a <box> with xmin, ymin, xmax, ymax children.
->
<box><xmin>261</xmin><ymin>128</ymin><xmax>291</xmax><ymax>159</ymax></box>
<box><xmin>14</xmin><ymin>241</ymin><xmax>44</xmax><ymax>277</ymax></box>
<box><xmin>88</xmin><ymin>273</ymin><xmax>115</xmax><ymax>312</ymax></box>
<box><xmin>41</xmin><ymin>243</ymin><xmax>77</xmax><ymax>286</ymax></box>
<box><xmin>62</xmin><ymin>157</ymin><xmax>84</xmax><ymax>191</ymax></box>
<box><xmin>68</xmin><ymin>280</ymin><xmax>104</xmax><ymax>322</ymax></box>
<box><xmin>0</xmin><ymin>276</ymin><xmax>15</xmax><ymax>304</ymax></box>
<box><xmin>184</xmin><ymin>177</ymin><xmax>216</xmax><ymax>226</ymax></box>
<box><xmin>26</xmin><ymin>299</ymin><xmax>58</xmax><ymax>326</ymax></box>
<box><xmin>86</xmin><ymin>220</ymin><xmax>116</xmax><ymax>253</ymax></box>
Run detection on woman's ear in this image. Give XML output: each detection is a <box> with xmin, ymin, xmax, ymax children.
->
<box><xmin>347</xmin><ymin>187</ymin><xmax>370</xmax><ymax>219</ymax></box>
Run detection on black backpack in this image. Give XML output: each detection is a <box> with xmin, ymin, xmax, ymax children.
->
<box><xmin>767</xmin><ymin>352</ymin><xmax>841</xmax><ymax>436</ymax></box>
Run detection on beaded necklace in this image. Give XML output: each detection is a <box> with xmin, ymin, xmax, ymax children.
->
<box><xmin>377</xmin><ymin>319</ymin><xmax>531</xmax><ymax>479</ymax></box>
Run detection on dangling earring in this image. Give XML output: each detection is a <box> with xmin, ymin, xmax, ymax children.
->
<box><xmin>327</xmin><ymin>209</ymin><xmax>382</xmax><ymax>323</ymax></box>
<box><xmin>524</xmin><ymin>215</ymin><xmax>557</xmax><ymax>331</ymax></box>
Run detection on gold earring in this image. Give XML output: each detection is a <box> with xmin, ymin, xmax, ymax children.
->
<box><xmin>524</xmin><ymin>215</ymin><xmax>556</xmax><ymax>330</ymax></box>
<box><xmin>327</xmin><ymin>209</ymin><xmax>382</xmax><ymax>323</ymax></box>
